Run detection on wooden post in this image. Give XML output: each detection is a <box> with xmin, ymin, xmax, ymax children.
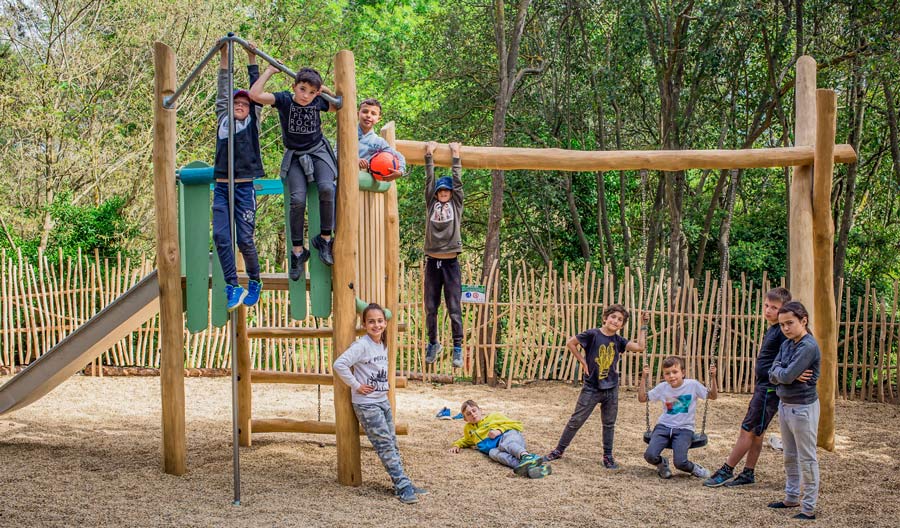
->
<box><xmin>236</xmin><ymin>255</ymin><xmax>251</xmax><ymax>446</ymax></box>
<box><xmin>332</xmin><ymin>50</ymin><xmax>361</xmax><ymax>487</ymax></box>
<box><xmin>790</xmin><ymin>56</ymin><xmax>817</xmax><ymax>315</ymax></box>
<box><xmin>381</xmin><ymin>122</ymin><xmax>401</xmax><ymax>413</ymax></box>
<box><xmin>152</xmin><ymin>42</ymin><xmax>186</xmax><ymax>475</ymax></box>
<box><xmin>813</xmin><ymin>89</ymin><xmax>837</xmax><ymax>451</ymax></box>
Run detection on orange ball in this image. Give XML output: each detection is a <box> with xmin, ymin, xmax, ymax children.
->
<box><xmin>369</xmin><ymin>151</ymin><xmax>400</xmax><ymax>181</ymax></box>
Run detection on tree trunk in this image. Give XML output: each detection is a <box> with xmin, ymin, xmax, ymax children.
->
<box><xmin>644</xmin><ymin>174</ymin><xmax>665</xmax><ymax>276</ymax></box>
<box><xmin>595</xmin><ymin>172</ymin><xmax>616</xmax><ymax>271</ymax></box>
<box><xmin>884</xmin><ymin>78</ymin><xmax>900</xmax><ymax>188</ymax></box>
<box><xmin>565</xmin><ymin>173</ymin><xmax>591</xmax><ymax>259</ymax></box>
<box><xmin>692</xmin><ymin>169</ymin><xmax>728</xmax><ymax>280</ymax></box>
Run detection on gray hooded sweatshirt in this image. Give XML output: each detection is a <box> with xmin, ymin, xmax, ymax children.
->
<box><xmin>333</xmin><ymin>334</ymin><xmax>390</xmax><ymax>405</ymax></box>
<box><xmin>424</xmin><ymin>154</ymin><xmax>463</xmax><ymax>256</ymax></box>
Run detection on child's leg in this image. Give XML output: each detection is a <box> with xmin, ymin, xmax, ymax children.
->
<box><xmin>598</xmin><ymin>387</ymin><xmax>619</xmax><ymax>456</ymax></box>
<box><xmin>778</xmin><ymin>402</ymin><xmax>802</xmax><ymax>506</ymax></box>
<box><xmin>791</xmin><ymin>401</ymin><xmax>820</xmax><ymax>515</ymax></box>
<box><xmin>490</xmin><ymin>430</ymin><xmax>528</xmax><ymax>468</ymax></box>
<box><xmin>670</xmin><ymin>428</ymin><xmax>695</xmax><ymax>473</ymax></box>
<box><xmin>555</xmin><ymin>387</ymin><xmax>601</xmax><ymax>453</ymax></box>
<box><xmin>311</xmin><ymin>157</ymin><xmax>336</xmax><ymax>237</ymax></box>
<box><xmin>423</xmin><ymin>258</ymin><xmax>444</xmax><ymax>344</ymax></box>
<box><xmin>643</xmin><ymin>424</ymin><xmax>670</xmax><ymax>465</ymax></box>
<box><xmin>442</xmin><ymin>258</ymin><xmax>464</xmax><ymax>348</ymax></box>
<box><xmin>353</xmin><ymin>400</ymin><xmax>413</xmax><ymax>493</ymax></box>
<box><xmin>234</xmin><ymin>183</ymin><xmax>260</xmax><ymax>281</ymax></box>
<box><xmin>285</xmin><ymin>156</ymin><xmax>309</xmax><ymax>251</ymax></box>
<box><xmin>211</xmin><ymin>184</ymin><xmax>238</xmax><ymax>285</ymax></box>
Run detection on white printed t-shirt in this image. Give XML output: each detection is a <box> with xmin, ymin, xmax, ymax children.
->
<box><xmin>647</xmin><ymin>378</ymin><xmax>708</xmax><ymax>431</ymax></box>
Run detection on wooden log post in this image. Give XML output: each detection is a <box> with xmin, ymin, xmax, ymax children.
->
<box><xmin>332</xmin><ymin>50</ymin><xmax>361</xmax><ymax>487</ymax></box>
<box><xmin>152</xmin><ymin>42</ymin><xmax>186</xmax><ymax>475</ymax></box>
<box><xmin>790</xmin><ymin>56</ymin><xmax>817</xmax><ymax>314</ymax></box>
<box><xmin>813</xmin><ymin>89</ymin><xmax>837</xmax><ymax>451</ymax></box>
<box><xmin>380</xmin><ymin>121</ymin><xmax>401</xmax><ymax>413</ymax></box>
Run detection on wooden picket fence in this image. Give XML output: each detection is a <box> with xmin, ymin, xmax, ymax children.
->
<box><xmin>0</xmin><ymin>250</ymin><xmax>897</xmax><ymax>403</ymax></box>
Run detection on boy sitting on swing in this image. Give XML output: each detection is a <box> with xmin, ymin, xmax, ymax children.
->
<box><xmin>639</xmin><ymin>356</ymin><xmax>717</xmax><ymax>479</ymax></box>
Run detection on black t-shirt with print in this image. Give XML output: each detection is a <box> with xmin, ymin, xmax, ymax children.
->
<box><xmin>576</xmin><ymin>328</ymin><xmax>629</xmax><ymax>390</ymax></box>
<box><xmin>272</xmin><ymin>91</ymin><xmax>330</xmax><ymax>151</ymax></box>
<box><xmin>755</xmin><ymin>324</ymin><xmax>787</xmax><ymax>388</ymax></box>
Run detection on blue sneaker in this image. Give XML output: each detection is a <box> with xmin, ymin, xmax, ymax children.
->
<box><xmin>244</xmin><ymin>280</ymin><xmax>262</xmax><ymax>307</ymax></box>
<box><xmin>435</xmin><ymin>407</ymin><xmax>452</xmax><ymax>420</ymax></box>
<box><xmin>514</xmin><ymin>454</ymin><xmax>542</xmax><ymax>476</ymax></box>
<box><xmin>451</xmin><ymin>346</ymin><xmax>463</xmax><ymax>368</ymax></box>
<box><xmin>396</xmin><ymin>485</ymin><xmax>418</xmax><ymax>504</ymax></box>
<box><xmin>225</xmin><ymin>284</ymin><xmax>247</xmax><ymax>312</ymax></box>
<box><xmin>452</xmin><ymin>412</ymin><xmax>464</xmax><ymax>420</ymax></box>
<box><xmin>425</xmin><ymin>342</ymin><xmax>442</xmax><ymax>364</ymax></box>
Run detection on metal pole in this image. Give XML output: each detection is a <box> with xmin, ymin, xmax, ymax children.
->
<box><xmin>163</xmin><ymin>40</ymin><xmax>225</xmax><ymax>109</ymax></box>
<box><xmin>226</xmin><ymin>37</ymin><xmax>242</xmax><ymax>507</ymax></box>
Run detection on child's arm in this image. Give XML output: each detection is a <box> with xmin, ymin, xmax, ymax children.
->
<box><xmin>565</xmin><ymin>335</ymin><xmax>590</xmax><ymax>375</ymax></box>
<box><xmin>449</xmin><ymin>142</ymin><xmax>464</xmax><ymax>206</ymax></box>
<box><xmin>707</xmin><ymin>364</ymin><xmax>718</xmax><ymax>400</ymax></box>
<box><xmin>638</xmin><ymin>364</ymin><xmax>651</xmax><ymax>402</ymax></box>
<box><xmin>215</xmin><ymin>47</ymin><xmax>230</xmax><ymax>122</ymax></box>
<box><xmin>248</xmin><ymin>64</ymin><xmax>279</xmax><ymax>106</ymax></box>
<box><xmin>625</xmin><ymin>311</ymin><xmax>651</xmax><ymax>352</ymax></box>
<box><xmin>332</xmin><ymin>345</ymin><xmax>373</xmax><ymax>395</ymax></box>
<box><xmin>424</xmin><ymin>141</ymin><xmax>437</xmax><ymax>204</ymax></box>
<box><xmin>769</xmin><ymin>341</ymin><xmax>817</xmax><ymax>385</ymax></box>
<box><xmin>245</xmin><ymin>43</ymin><xmax>263</xmax><ymax>129</ymax></box>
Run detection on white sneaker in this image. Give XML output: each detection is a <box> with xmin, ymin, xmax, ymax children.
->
<box><xmin>692</xmin><ymin>462</ymin><xmax>711</xmax><ymax>479</ymax></box>
<box><xmin>768</xmin><ymin>433</ymin><xmax>784</xmax><ymax>451</ymax></box>
<box><xmin>656</xmin><ymin>456</ymin><xmax>673</xmax><ymax>479</ymax></box>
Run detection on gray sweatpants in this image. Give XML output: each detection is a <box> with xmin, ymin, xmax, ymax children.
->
<box><xmin>779</xmin><ymin>399</ymin><xmax>820</xmax><ymax>515</ymax></box>
<box><xmin>353</xmin><ymin>400</ymin><xmax>412</xmax><ymax>493</ymax></box>
<box><xmin>487</xmin><ymin>430</ymin><xmax>528</xmax><ymax>468</ymax></box>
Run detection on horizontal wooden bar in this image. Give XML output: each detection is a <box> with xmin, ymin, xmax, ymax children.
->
<box><xmin>251</xmin><ymin>418</ymin><xmax>409</xmax><ymax>435</ymax></box>
<box><xmin>395</xmin><ymin>140</ymin><xmax>858</xmax><ymax>171</ymax></box>
<box><xmin>247</xmin><ymin>324</ymin><xmax>407</xmax><ymax>339</ymax></box>
<box><xmin>250</xmin><ymin>370</ymin><xmax>407</xmax><ymax>388</ymax></box>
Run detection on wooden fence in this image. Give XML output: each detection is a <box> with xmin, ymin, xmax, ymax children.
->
<box><xmin>0</xmin><ymin>250</ymin><xmax>897</xmax><ymax>403</ymax></box>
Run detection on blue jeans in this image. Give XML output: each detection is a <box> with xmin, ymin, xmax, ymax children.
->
<box><xmin>212</xmin><ymin>182</ymin><xmax>260</xmax><ymax>285</ymax></box>
<box><xmin>555</xmin><ymin>386</ymin><xmax>619</xmax><ymax>456</ymax></box>
<box><xmin>644</xmin><ymin>424</ymin><xmax>696</xmax><ymax>473</ymax></box>
<box><xmin>487</xmin><ymin>430</ymin><xmax>528</xmax><ymax>468</ymax></box>
<box><xmin>779</xmin><ymin>400</ymin><xmax>820</xmax><ymax>515</ymax></box>
<box><xmin>353</xmin><ymin>400</ymin><xmax>412</xmax><ymax>492</ymax></box>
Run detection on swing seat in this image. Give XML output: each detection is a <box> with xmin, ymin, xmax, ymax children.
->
<box><xmin>642</xmin><ymin>431</ymin><xmax>708</xmax><ymax>449</ymax></box>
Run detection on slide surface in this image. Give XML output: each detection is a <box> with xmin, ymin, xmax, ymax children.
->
<box><xmin>0</xmin><ymin>270</ymin><xmax>160</xmax><ymax>415</ymax></box>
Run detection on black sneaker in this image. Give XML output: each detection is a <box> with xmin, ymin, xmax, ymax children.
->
<box><xmin>289</xmin><ymin>248</ymin><xmax>310</xmax><ymax>281</ymax></box>
<box><xmin>602</xmin><ymin>454</ymin><xmax>620</xmax><ymax>470</ymax></box>
<box><xmin>703</xmin><ymin>466</ymin><xmax>734</xmax><ymax>487</ymax></box>
<box><xmin>312</xmin><ymin>234</ymin><xmax>334</xmax><ymax>266</ymax></box>
<box><xmin>544</xmin><ymin>448</ymin><xmax>563</xmax><ymax>462</ymax></box>
<box><xmin>724</xmin><ymin>468</ymin><xmax>756</xmax><ymax>487</ymax></box>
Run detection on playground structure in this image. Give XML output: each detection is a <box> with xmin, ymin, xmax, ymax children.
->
<box><xmin>0</xmin><ymin>37</ymin><xmax>854</xmax><ymax>493</ymax></box>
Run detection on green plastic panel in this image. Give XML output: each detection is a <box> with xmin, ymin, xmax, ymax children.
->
<box><xmin>307</xmin><ymin>184</ymin><xmax>333</xmax><ymax>318</ymax></box>
<box><xmin>282</xmin><ymin>177</ymin><xmax>308</xmax><ymax>321</ymax></box>
<box><xmin>181</xmin><ymin>182</ymin><xmax>212</xmax><ymax>333</ymax></box>
<box><xmin>357</xmin><ymin>171</ymin><xmax>392</xmax><ymax>193</ymax></box>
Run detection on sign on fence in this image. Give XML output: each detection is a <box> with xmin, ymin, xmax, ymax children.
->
<box><xmin>461</xmin><ymin>284</ymin><xmax>487</xmax><ymax>304</ymax></box>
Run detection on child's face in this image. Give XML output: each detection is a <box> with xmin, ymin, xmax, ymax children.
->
<box><xmin>602</xmin><ymin>311</ymin><xmax>626</xmax><ymax>333</ymax></box>
<box><xmin>662</xmin><ymin>363</ymin><xmax>685</xmax><ymax>388</ymax></box>
<box><xmin>363</xmin><ymin>310</ymin><xmax>386</xmax><ymax>342</ymax></box>
<box><xmin>435</xmin><ymin>189</ymin><xmax>452</xmax><ymax>203</ymax></box>
<box><xmin>778</xmin><ymin>311</ymin><xmax>807</xmax><ymax>341</ymax></box>
<box><xmin>763</xmin><ymin>298</ymin><xmax>783</xmax><ymax>324</ymax></box>
<box><xmin>233</xmin><ymin>96</ymin><xmax>251</xmax><ymax>121</ymax></box>
<box><xmin>462</xmin><ymin>405</ymin><xmax>483</xmax><ymax>424</ymax></box>
<box><xmin>358</xmin><ymin>104</ymin><xmax>382</xmax><ymax>133</ymax></box>
<box><xmin>292</xmin><ymin>81</ymin><xmax>320</xmax><ymax>106</ymax></box>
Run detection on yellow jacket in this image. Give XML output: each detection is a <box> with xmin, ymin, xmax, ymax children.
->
<box><xmin>453</xmin><ymin>412</ymin><xmax>524</xmax><ymax>452</ymax></box>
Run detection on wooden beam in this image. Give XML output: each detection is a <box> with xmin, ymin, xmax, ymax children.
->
<box><xmin>153</xmin><ymin>41</ymin><xmax>186</xmax><ymax>476</ymax></box>
<box><xmin>246</xmin><ymin>324</ymin><xmax>406</xmax><ymax>339</ymax></box>
<box><xmin>251</xmin><ymin>419</ymin><xmax>408</xmax><ymax>436</ymax></box>
<box><xmin>381</xmin><ymin>122</ymin><xmax>401</xmax><ymax>415</ymax></box>
<box><xmin>332</xmin><ymin>49</ymin><xmax>361</xmax><ymax>487</ymax></box>
<box><xmin>250</xmin><ymin>370</ymin><xmax>407</xmax><ymax>388</ymax></box>
<box><xmin>395</xmin><ymin>140</ymin><xmax>856</xmax><ymax>172</ymax></box>
<box><xmin>790</xmin><ymin>56</ymin><xmax>817</xmax><ymax>316</ymax></box>
<box><xmin>813</xmin><ymin>89</ymin><xmax>837</xmax><ymax>452</ymax></box>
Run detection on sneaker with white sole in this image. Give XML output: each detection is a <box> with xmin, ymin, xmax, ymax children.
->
<box><xmin>396</xmin><ymin>485</ymin><xmax>418</xmax><ymax>504</ymax></box>
<box><xmin>244</xmin><ymin>279</ymin><xmax>263</xmax><ymax>307</ymax></box>
<box><xmin>691</xmin><ymin>462</ymin><xmax>711</xmax><ymax>479</ymax></box>
<box><xmin>435</xmin><ymin>407</ymin><xmax>452</xmax><ymax>420</ymax></box>
<box><xmin>425</xmin><ymin>342</ymin><xmax>442</xmax><ymax>364</ymax></box>
<box><xmin>225</xmin><ymin>284</ymin><xmax>247</xmax><ymax>312</ymax></box>
<box><xmin>451</xmin><ymin>346</ymin><xmax>463</xmax><ymax>368</ymax></box>
<box><xmin>656</xmin><ymin>456</ymin><xmax>673</xmax><ymax>479</ymax></box>
<box><xmin>703</xmin><ymin>465</ymin><xmax>735</xmax><ymax>487</ymax></box>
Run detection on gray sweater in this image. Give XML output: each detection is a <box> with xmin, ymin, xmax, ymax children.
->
<box><xmin>424</xmin><ymin>154</ymin><xmax>463</xmax><ymax>255</ymax></box>
<box><xmin>769</xmin><ymin>333</ymin><xmax>820</xmax><ymax>404</ymax></box>
<box><xmin>332</xmin><ymin>335</ymin><xmax>390</xmax><ymax>405</ymax></box>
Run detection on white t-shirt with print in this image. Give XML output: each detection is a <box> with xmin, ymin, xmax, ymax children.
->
<box><xmin>647</xmin><ymin>378</ymin><xmax>708</xmax><ymax>431</ymax></box>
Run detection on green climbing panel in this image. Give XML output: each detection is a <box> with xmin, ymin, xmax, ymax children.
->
<box><xmin>307</xmin><ymin>184</ymin><xmax>333</xmax><ymax>318</ymax></box>
<box><xmin>210</xmin><ymin>248</ymin><xmax>228</xmax><ymax>327</ymax></box>
<box><xmin>178</xmin><ymin>162</ymin><xmax>215</xmax><ymax>333</ymax></box>
<box><xmin>282</xmin><ymin>177</ymin><xmax>307</xmax><ymax>320</ymax></box>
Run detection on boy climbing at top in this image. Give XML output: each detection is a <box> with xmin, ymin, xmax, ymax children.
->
<box><xmin>249</xmin><ymin>64</ymin><xmax>338</xmax><ymax>278</ymax></box>
<box><xmin>705</xmin><ymin>287</ymin><xmax>813</xmax><ymax>487</ymax></box>
<box><xmin>448</xmin><ymin>400</ymin><xmax>550</xmax><ymax>479</ymax></box>
<box><xmin>639</xmin><ymin>357</ymin><xmax>717</xmax><ymax>480</ymax></box>
<box><xmin>422</xmin><ymin>141</ymin><xmax>465</xmax><ymax>368</ymax></box>
<box><xmin>212</xmin><ymin>42</ymin><xmax>264</xmax><ymax>311</ymax></box>
<box><xmin>357</xmin><ymin>98</ymin><xmax>405</xmax><ymax>180</ymax></box>
<box><xmin>544</xmin><ymin>305</ymin><xmax>649</xmax><ymax>469</ymax></box>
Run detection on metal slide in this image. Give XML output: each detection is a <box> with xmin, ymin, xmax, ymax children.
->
<box><xmin>0</xmin><ymin>270</ymin><xmax>161</xmax><ymax>415</ymax></box>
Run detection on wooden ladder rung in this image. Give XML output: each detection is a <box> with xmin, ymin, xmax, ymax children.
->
<box><xmin>251</xmin><ymin>418</ymin><xmax>409</xmax><ymax>435</ymax></box>
<box><xmin>250</xmin><ymin>370</ymin><xmax>407</xmax><ymax>388</ymax></box>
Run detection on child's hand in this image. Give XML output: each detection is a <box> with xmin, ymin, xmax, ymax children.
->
<box><xmin>245</xmin><ymin>41</ymin><xmax>257</xmax><ymax>62</ymax></box>
<box><xmin>448</xmin><ymin>446</ymin><xmax>460</xmax><ymax>454</ymax></box>
<box><xmin>359</xmin><ymin>158</ymin><xmax>369</xmax><ymax>170</ymax></box>
<box><xmin>642</xmin><ymin>364</ymin><xmax>650</xmax><ymax>377</ymax></box>
<box><xmin>425</xmin><ymin>141</ymin><xmax>437</xmax><ymax>156</ymax></box>
<box><xmin>487</xmin><ymin>429</ymin><xmax>502</xmax><ymax>439</ymax></box>
<box><xmin>641</xmin><ymin>311</ymin><xmax>651</xmax><ymax>324</ymax></box>
<box><xmin>265</xmin><ymin>64</ymin><xmax>279</xmax><ymax>75</ymax></box>
<box><xmin>709</xmin><ymin>364</ymin><xmax>717</xmax><ymax>377</ymax></box>
<box><xmin>796</xmin><ymin>369</ymin><xmax>814</xmax><ymax>383</ymax></box>
<box><xmin>578</xmin><ymin>359</ymin><xmax>590</xmax><ymax>375</ymax></box>
<box><xmin>382</xmin><ymin>169</ymin><xmax>403</xmax><ymax>181</ymax></box>
<box><xmin>356</xmin><ymin>384</ymin><xmax>375</xmax><ymax>395</ymax></box>
<box><xmin>449</xmin><ymin>142</ymin><xmax>461</xmax><ymax>157</ymax></box>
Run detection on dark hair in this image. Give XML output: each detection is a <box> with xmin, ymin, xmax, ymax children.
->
<box><xmin>766</xmin><ymin>287</ymin><xmax>792</xmax><ymax>305</ymax></box>
<box><xmin>778</xmin><ymin>301</ymin><xmax>811</xmax><ymax>333</ymax></box>
<box><xmin>602</xmin><ymin>304</ymin><xmax>630</xmax><ymax>324</ymax></box>
<box><xmin>294</xmin><ymin>67</ymin><xmax>323</xmax><ymax>89</ymax></box>
<box><xmin>460</xmin><ymin>399</ymin><xmax>479</xmax><ymax>414</ymax></box>
<box><xmin>359</xmin><ymin>98</ymin><xmax>382</xmax><ymax>111</ymax></box>
<box><xmin>662</xmin><ymin>356</ymin><xmax>685</xmax><ymax>370</ymax></box>
<box><xmin>361</xmin><ymin>303</ymin><xmax>388</xmax><ymax>344</ymax></box>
